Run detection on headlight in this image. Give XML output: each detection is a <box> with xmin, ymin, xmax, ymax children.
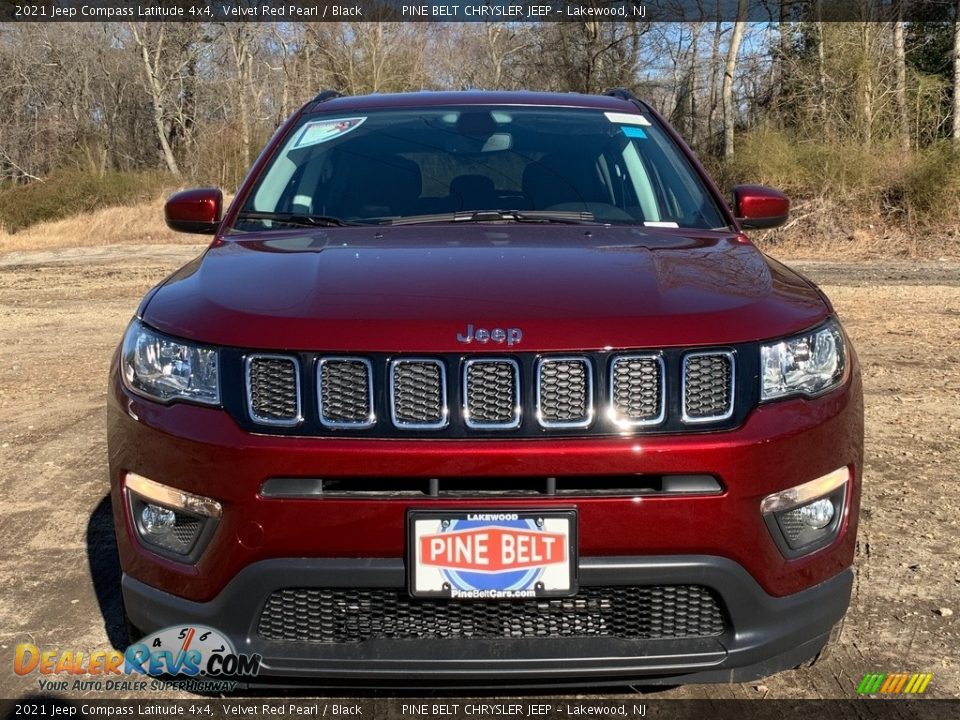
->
<box><xmin>760</xmin><ymin>319</ymin><xmax>846</xmax><ymax>401</ymax></box>
<box><xmin>121</xmin><ymin>320</ymin><xmax>220</xmax><ymax>405</ymax></box>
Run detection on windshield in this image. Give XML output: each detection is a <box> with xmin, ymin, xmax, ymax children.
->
<box><xmin>238</xmin><ymin>105</ymin><xmax>728</xmax><ymax>230</ymax></box>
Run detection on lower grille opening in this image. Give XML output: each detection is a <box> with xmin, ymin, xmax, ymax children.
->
<box><xmin>260</xmin><ymin>474</ymin><xmax>722</xmax><ymax>499</ymax></box>
<box><xmin>257</xmin><ymin>586</ymin><xmax>727</xmax><ymax>644</ymax></box>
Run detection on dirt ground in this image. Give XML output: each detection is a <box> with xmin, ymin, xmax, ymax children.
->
<box><xmin>0</xmin><ymin>245</ymin><xmax>958</xmax><ymax>701</ymax></box>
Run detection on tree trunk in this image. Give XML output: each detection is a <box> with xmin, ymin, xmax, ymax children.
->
<box><xmin>894</xmin><ymin>3</ymin><xmax>908</xmax><ymax>152</ymax></box>
<box><xmin>774</xmin><ymin>0</ymin><xmax>789</xmax><ymax>116</ymax></box>
<box><xmin>707</xmin><ymin>16</ymin><xmax>722</xmax><ymax>145</ymax></box>
<box><xmin>862</xmin><ymin>21</ymin><xmax>873</xmax><ymax>149</ymax></box>
<box><xmin>228</xmin><ymin>29</ymin><xmax>252</xmax><ymax>170</ymax></box>
<box><xmin>815</xmin><ymin>1</ymin><xmax>827</xmax><ymax>130</ymax></box>
<box><xmin>687</xmin><ymin>23</ymin><xmax>702</xmax><ymax>146</ymax></box>
<box><xmin>130</xmin><ymin>24</ymin><xmax>181</xmax><ymax>177</ymax></box>
<box><xmin>954</xmin><ymin>0</ymin><xmax>960</xmax><ymax>140</ymax></box>
<box><xmin>723</xmin><ymin>3</ymin><xmax>747</xmax><ymax>159</ymax></box>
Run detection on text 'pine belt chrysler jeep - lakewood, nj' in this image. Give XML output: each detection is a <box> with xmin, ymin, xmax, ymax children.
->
<box><xmin>108</xmin><ymin>89</ymin><xmax>863</xmax><ymax>687</ymax></box>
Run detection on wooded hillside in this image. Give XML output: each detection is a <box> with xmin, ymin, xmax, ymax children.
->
<box><xmin>4</xmin><ymin>16</ymin><xmax>960</xmax><ymax>253</ymax></box>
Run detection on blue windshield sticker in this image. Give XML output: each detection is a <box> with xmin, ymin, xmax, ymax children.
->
<box><xmin>292</xmin><ymin>117</ymin><xmax>366</xmax><ymax>148</ymax></box>
<box><xmin>622</xmin><ymin>126</ymin><xmax>647</xmax><ymax>139</ymax></box>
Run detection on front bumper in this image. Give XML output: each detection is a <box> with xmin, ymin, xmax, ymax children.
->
<box><xmin>108</xmin><ymin>361</ymin><xmax>862</xmax><ymax>602</ymax></box>
<box><xmin>109</xmin><ymin>349</ymin><xmax>862</xmax><ymax>685</ymax></box>
<box><xmin>122</xmin><ymin>555</ymin><xmax>852</xmax><ymax>687</ymax></box>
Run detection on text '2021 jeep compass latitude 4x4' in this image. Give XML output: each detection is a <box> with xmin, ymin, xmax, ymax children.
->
<box><xmin>109</xmin><ymin>90</ymin><xmax>862</xmax><ymax>687</ymax></box>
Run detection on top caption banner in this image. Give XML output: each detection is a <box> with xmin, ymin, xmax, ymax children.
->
<box><xmin>5</xmin><ymin>0</ymin><xmax>960</xmax><ymax>23</ymax></box>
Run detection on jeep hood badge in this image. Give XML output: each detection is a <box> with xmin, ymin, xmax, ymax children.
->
<box><xmin>457</xmin><ymin>324</ymin><xmax>523</xmax><ymax>346</ymax></box>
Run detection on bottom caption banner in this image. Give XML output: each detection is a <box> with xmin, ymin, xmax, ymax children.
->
<box><xmin>3</xmin><ymin>700</ymin><xmax>960</xmax><ymax>720</ymax></box>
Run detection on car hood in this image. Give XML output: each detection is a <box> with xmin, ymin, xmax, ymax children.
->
<box><xmin>142</xmin><ymin>225</ymin><xmax>829</xmax><ymax>352</ymax></box>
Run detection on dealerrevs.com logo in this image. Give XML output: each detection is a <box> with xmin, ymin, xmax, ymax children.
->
<box><xmin>14</xmin><ymin>625</ymin><xmax>260</xmax><ymax>693</ymax></box>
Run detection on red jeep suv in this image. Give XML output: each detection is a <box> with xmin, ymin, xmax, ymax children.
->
<box><xmin>108</xmin><ymin>89</ymin><xmax>862</xmax><ymax>687</ymax></box>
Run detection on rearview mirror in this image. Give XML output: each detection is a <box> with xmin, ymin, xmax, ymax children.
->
<box><xmin>164</xmin><ymin>188</ymin><xmax>223</xmax><ymax>234</ymax></box>
<box><xmin>732</xmin><ymin>185</ymin><xmax>789</xmax><ymax>230</ymax></box>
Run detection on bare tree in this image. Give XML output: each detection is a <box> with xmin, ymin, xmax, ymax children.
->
<box><xmin>723</xmin><ymin>1</ymin><xmax>747</xmax><ymax>158</ymax></box>
<box><xmin>534</xmin><ymin>21</ymin><xmax>647</xmax><ymax>95</ymax></box>
<box><xmin>451</xmin><ymin>24</ymin><xmax>535</xmax><ymax>90</ymax></box>
<box><xmin>224</xmin><ymin>24</ymin><xmax>259</xmax><ymax>169</ymax></box>
<box><xmin>312</xmin><ymin>23</ymin><xmax>431</xmax><ymax>96</ymax></box>
<box><xmin>954</xmin><ymin>0</ymin><xmax>960</xmax><ymax>140</ymax></box>
<box><xmin>706</xmin><ymin>16</ymin><xmax>724</xmax><ymax>146</ymax></box>
<box><xmin>129</xmin><ymin>23</ymin><xmax>181</xmax><ymax>176</ymax></box>
<box><xmin>893</xmin><ymin>0</ymin><xmax>909</xmax><ymax>151</ymax></box>
<box><xmin>814</xmin><ymin>0</ymin><xmax>828</xmax><ymax>131</ymax></box>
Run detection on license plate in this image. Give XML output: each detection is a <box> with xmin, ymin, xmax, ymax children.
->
<box><xmin>407</xmin><ymin>510</ymin><xmax>577</xmax><ymax>599</ymax></box>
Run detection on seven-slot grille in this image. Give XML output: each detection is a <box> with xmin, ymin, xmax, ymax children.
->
<box><xmin>245</xmin><ymin>355</ymin><xmax>301</xmax><ymax>426</ymax></box>
<box><xmin>243</xmin><ymin>350</ymin><xmax>737</xmax><ymax>433</ymax></box>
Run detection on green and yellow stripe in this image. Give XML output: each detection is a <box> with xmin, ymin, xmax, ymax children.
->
<box><xmin>857</xmin><ymin>672</ymin><xmax>933</xmax><ymax>695</ymax></box>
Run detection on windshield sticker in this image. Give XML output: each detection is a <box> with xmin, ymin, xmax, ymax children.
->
<box><xmin>605</xmin><ymin>111</ymin><xmax>652</xmax><ymax>127</ymax></box>
<box><xmin>292</xmin><ymin>117</ymin><xmax>366</xmax><ymax>148</ymax></box>
<box><xmin>621</xmin><ymin>126</ymin><xmax>648</xmax><ymax>139</ymax></box>
<box><xmin>644</xmin><ymin>221</ymin><xmax>680</xmax><ymax>228</ymax></box>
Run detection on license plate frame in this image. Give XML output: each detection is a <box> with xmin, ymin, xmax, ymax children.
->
<box><xmin>407</xmin><ymin>509</ymin><xmax>578</xmax><ymax>600</ymax></box>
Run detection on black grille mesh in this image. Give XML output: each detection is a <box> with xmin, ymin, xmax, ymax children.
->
<box><xmin>258</xmin><ymin>586</ymin><xmax>726</xmax><ymax>644</ymax></box>
<box><xmin>247</xmin><ymin>356</ymin><xmax>299</xmax><ymax>423</ymax></box>
<box><xmin>611</xmin><ymin>356</ymin><xmax>662</xmax><ymax>423</ymax></box>
<box><xmin>683</xmin><ymin>354</ymin><xmax>733</xmax><ymax>419</ymax></box>
<box><xmin>242</xmin><ymin>350</ymin><xmax>740</xmax><ymax>433</ymax></box>
<box><xmin>392</xmin><ymin>361</ymin><xmax>444</xmax><ymax>426</ymax></box>
<box><xmin>319</xmin><ymin>360</ymin><xmax>372</xmax><ymax>426</ymax></box>
<box><xmin>538</xmin><ymin>359</ymin><xmax>590</xmax><ymax>425</ymax></box>
<box><xmin>465</xmin><ymin>361</ymin><xmax>518</xmax><ymax>425</ymax></box>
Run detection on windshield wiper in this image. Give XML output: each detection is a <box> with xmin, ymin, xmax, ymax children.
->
<box><xmin>236</xmin><ymin>211</ymin><xmax>355</xmax><ymax>228</ymax></box>
<box><xmin>386</xmin><ymin>210</ymin><xmax>598</xmax><ymax>226</ymax></box>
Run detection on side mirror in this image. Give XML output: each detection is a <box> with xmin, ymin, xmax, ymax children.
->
<box><xmin>732</xmin><ymin>185</ymin><xmax>789</xmax><ymax>230</ymax></box>
<box><xmin>164</xmin><ymin>188</ymin><xmax>223</xmax><ymax>234</ymax></box>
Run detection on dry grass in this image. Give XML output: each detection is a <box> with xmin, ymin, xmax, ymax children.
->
<box><xmin>1</xmin><ymin>191</ymin><xmax>957</xmax><ymax>260</ymax></box>
<box><xmin>751</xmin><ymin>196</ymin><xmax>960</xmax><ymax>260</ymax></box>
<box><xmin>0</xmin><ymin>196</ymin><xmax>198</xmax><ymax>253</ymax></box>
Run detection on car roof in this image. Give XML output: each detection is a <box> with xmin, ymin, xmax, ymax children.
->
<box><xmin>307</xmin><ymin>90</ymin><xmax>644</xmax><ymax>114</ymax></box>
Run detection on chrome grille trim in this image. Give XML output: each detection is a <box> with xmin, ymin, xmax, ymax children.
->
<box><xmin>317</xmin><ymin>357</ymin><xmax>375</xmax><ymax>429</ymax></box>
<box><xmin>681</xmin><ymin>350</ymin><xmax>735</xmax><ymax>423</ymax></box>
<box><xmin>244</xmin><ymin>354</ymin><xmax>302</xmax><ymax>427</ymax></box>
<box><xmin>535</xmin><ymin>356</ymin><xmax>594</xmax><ymax>429</ymax></box>
<box><xmin>463</xmin><ymin>358</ymin><xmax>521</xmax><ymax>430</ymax></box>
<box><xmin>608</xmin><ymin>354</ymin><xmax>665</xmax><ymax>428</ymax></box>
<box><xmin>389</xmin><ymin>358</ymin><xmax>449</xmax><ymax>430</ymax></box>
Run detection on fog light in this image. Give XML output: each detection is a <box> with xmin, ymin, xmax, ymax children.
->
<box><xmin>125</xmin><ymin>472</ymin><xmax>221</xmax><ymax>561</ymax></box>
<box><xmin>141</xmin><ymin>504</ymin><xmax>176</xmax><ymax>535</ymax></box>
<box><xmin>761</xmin><ymin>467</ymin><xmax>849</xmax><ymax>557</ymax></box>
<box><xmin>798</xmin><ymin>498</ymin><xmax>835</xmax><ymax>529</ymax></box>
